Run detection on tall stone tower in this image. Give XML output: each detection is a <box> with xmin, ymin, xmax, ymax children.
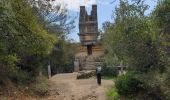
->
<box><xmin>78</xmin><ymin>5</ymin><xmax>98</xmax><ymax>55</ymax></box>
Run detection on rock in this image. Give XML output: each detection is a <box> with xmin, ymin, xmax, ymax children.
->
<box><xmin>92</xmin><ymin>94</ymin><xmax>96</xmax><ymax>98</ymax></box>
<box><xmin>77</xmin><ymin>70</ymin><xmax>96</xmax><ymax>79</ymax></box>
<box><xmin>25</xmin><ymin>87</ymin><xmax>29</xmax><ymax>90</ymax></box>
<box><xmin>56</xmin><ymin>91</ymin><xmax>60</xmax><ymax>95</ymax></box>
<box><xmin>71</xmin><ymin>95</ymin><xmax>75</xmax><ymax>97</ymax></box>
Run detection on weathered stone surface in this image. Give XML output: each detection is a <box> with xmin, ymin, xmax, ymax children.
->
<box><xmin>75</xmin><ymin>53</ymin><xmax>104</xmax><ymax>71</ymax></box>
<box><xmin>78</xmin><ymin>5</ymin><xmax>98</xmax><ymax>45</ymax></box>
<box><xmin>74</xmin><ymin>60</ymin><xmax>79</xmax><ymax>72</ymax></box>
<box><xmin>76</xmin><ymin>70</ymin><xmax>96</xmax><ymax>79</ymax></box>
<box><xmin>74</xmin><ymin>5</ymin><xmax>104</xmax><ymax>71</ymax></box>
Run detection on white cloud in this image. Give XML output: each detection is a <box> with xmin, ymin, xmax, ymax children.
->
<box><xmin>53</xmin><ymin>0</ymin><xmax>97</xmax><ymax>12</ymax></box>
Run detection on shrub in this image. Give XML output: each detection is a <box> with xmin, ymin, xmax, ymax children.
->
<box><xmin>32</xmin><ymin>76</ymin><xmax>49</xmax><ymax>96</ymax></box>
<box><xmin>102</xmin><ymin>66</ymin><xmax>119</xmax><ymax>77</ymax></box>
<box><xmin>115</xmin><ymin>72</ymin><xmax>142</xmax><ymax>96</ymax></box>
<box><xmin>107</xmin><ymin>88</ymin><xmax>120</xmax><ymax>100</ymax></box>
<box><xmin>9</xmin><ymin>70</ymin><xmax>35</xmax><ymax>85</ymax></box>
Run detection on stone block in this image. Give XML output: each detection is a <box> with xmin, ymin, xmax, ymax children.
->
<box><xmin>76</xmin><ymin>70</ymin><xmax>96</xmax><ymax>79</ymax></box>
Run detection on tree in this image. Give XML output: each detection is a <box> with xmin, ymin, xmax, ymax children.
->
<box><xmin>28</xmin><ymin>0</ymin><xmax>76</xmax><ymax>74</ymax></box>
<box><xmin>152</xmin><ymin>0</ymin><xmax>170</xmax><ymax>98</ymax></box>
<box><xmin>50</xmin><ymin>40</ymin><xmax>78</xmax><ymax>74</ymax></box>
<box><xmin>103</xmin><ymin>0</ymin><xmax>160</xmax><ymax>71</ymax></box>
<box><xmin>28</xmin><ymin>0</ymin><xmax>75</xmax><ymax>36</ymax></box>
<box><xmin>153</xmin><ymin>0</ymin><xmax>170</xmax><ymax>55</ymax></box>
<box><xmin>103</xmin><ymin>0</ymin><xmax>167</xmax><ymax>99</ymax></box>
<box><xmin>0</xmin><ymin>0</ymin><xmax>56</xmax><ymax>82</ymax></box>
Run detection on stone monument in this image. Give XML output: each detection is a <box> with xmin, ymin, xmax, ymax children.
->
<box><xmin>78</xmin><ymin>5</ymin><xmax>99</xmax><ymax>55</ymax></box>
<box><xmin>74</xmin><ymin>5</ymin><xmax>103</xmax><ymax>73</ymax></box>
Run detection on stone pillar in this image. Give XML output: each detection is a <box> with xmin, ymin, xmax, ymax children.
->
<box><xmin>74</xmin><ymin>59</ymin><xmax>79</xmax><ymax>72</ymax></box>
<box><xmin>48</xmin><ymin>64</ymin><xmax>51</xmax><ymax>78</ymax></box>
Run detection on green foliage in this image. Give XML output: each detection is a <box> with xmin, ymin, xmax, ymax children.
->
<box><xmin>0</xmin><ymin>0</ymin><xmax>56</xmax><ymax>84</ymax></box>
<box><xmin>163</xmin><ymin>65</ymin><xmax>170</xmax><ymax>99</ymax></box>
<box><xmin>107</xmin><ymin>88</ymin><xmax>120</xmax><ymax>100</ymax></box>
<box><xmin>153</xmin><ymin>0</ymin><xmax>170</xmax><ymax>34</ymax></box>
<box><xmin>9</xmin><ymin>70</ymin><xmax>35</xmax><ymax>85</ymax></box>
<box><xmin>150</xmin><ymin>10</ymin><xmax>170</xmax><ymax>95</ymax></box>
<box><xmin>115</xmin><ymin>72</ymin><xmax>142</xmax><ymax>96</ymax></box>
<box><xmin>153</xmin><ymin>0</ymin><xmax>170</xmax><ymax>57</ymax></box>
<box><xmin>102</xmin><ymin>66</ymin><xmax>119</xmax><ymax>77</ymax></box>
<box><xmin>103</xmin><ymin>0</ymin><xmax>160</xmax><ymax>72</ymax></box>
<box><xmin>50</xmin><ymin>40</ymin><xmax>77</xmax><ymax>74</ymax></box>
<box><xmin>0</xmin><ymin>54</ymin><xmax>18</xmax><ymax>72</ymax></box>
<box><xmin>103</xmin><ymin>0</ymin><xmax>170</xmax><ymax>99</ymax></box>
<box><xmin>28</xmin><ymin>0</ymin><xmax>76</xmax><ymax>75</ymax></box>
<box><xmin>1</xmin><ymin>55</ymin><xmax>18</xmax><ymax>65</ymax></box>
<box><xmin>31</xmin><ymin>76</ymin><xmax>49</xmax><ymax>96</ymax></box>
<box><xmin>29</xmin><ymin>0</ymin><xmax>75</xmax><ymax>35</ymax></box>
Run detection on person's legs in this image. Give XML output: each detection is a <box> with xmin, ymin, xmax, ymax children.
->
<box><xmin>97</xmin><ymin>74</ymin><xmax>101</xmax><ymax>85</ymax></box>
<box><xmin>97</xmin><ymin>74</ymin><xmax>99</xmax><ymax>85</ymax></box>
<box><xmin>98</xmin><ymin>74</ymin><xmax>101</xmax><ymax>85</ymax></box>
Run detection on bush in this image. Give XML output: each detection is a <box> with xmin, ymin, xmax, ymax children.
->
<box><xmin>107</xmin><ymin>88</ymin><xmax>120</xmax><ymax>100</ymax></box>
<box><xmin>9</xmin><ymin>70</ymin><xmax>36</xmax><ymax>85</ymax></box>
<box><xmin>115</xmin><ymin>72</ymin><xmax>142</xmax><ymax>96</ymax></box>
<box><xmin>32</xmin><ymin>76</ymin><xmax>49</xmax><ymax>96</ymax></box>
<box><xmin>102</xmin><ymin>66</ymin><xmax>119</xmax><ymax>77</ymax></box>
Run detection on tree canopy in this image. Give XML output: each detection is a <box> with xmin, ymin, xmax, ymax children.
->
<box><xmin>0</xmin><ymin>0</ymin><xmax>56</xmax><ymax>80</ymax></box>
<box><xmin>103</xmin><ymin>0</ymin><xmax>170</xmax><ymax>99</ymax></box>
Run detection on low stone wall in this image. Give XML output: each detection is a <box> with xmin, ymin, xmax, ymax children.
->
<box><xmin>77</xmin><ymin>70</ymin><xmax>96</xmax><ymax>79</ymax></box>
<box><xmin>74</xmin><ymin>51</ymin><xmax>104</xmax><ymax>71</ymax></box>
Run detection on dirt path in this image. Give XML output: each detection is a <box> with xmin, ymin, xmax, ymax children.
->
<box><xmin>43</xmin><ymin>73</ymin><xmax>114</xmax><ymax>100</ymax></box>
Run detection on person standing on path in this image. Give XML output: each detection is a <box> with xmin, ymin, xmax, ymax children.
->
<box><xmin>96</xmin><ymin>65</ymin><xmax>102</xmax><ymax>85</ymax></box>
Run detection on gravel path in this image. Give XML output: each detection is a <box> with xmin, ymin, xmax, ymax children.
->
<box><xmin>43</xmin><ymin>73</ymin><xmax>114</xmax><ymax>100</ymax></box>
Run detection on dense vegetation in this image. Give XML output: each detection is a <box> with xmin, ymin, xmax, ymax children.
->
<box><xmin>0</xmin><ymin>0</ymin><xmax>76</xmax><ymax>97</ymax></box>
<box><xmin>0</xmin><ymin>0</ymin><xmax>56</xmax><ymax>83</ymax></box>
<box><xmin>104</xmin><ymin>0</ymin><xmax>170</xmax><ymax>99</ymax></box>
<box><xmin>29</xmin><ymin>0</ymin><xmax>76</xmax><ymax>75</ymax></box>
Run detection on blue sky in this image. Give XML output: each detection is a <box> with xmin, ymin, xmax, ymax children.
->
<box><xmin>62</xmin><ymin>0</ymin><xmax>158</xmax><ymax>42</ymax></box>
